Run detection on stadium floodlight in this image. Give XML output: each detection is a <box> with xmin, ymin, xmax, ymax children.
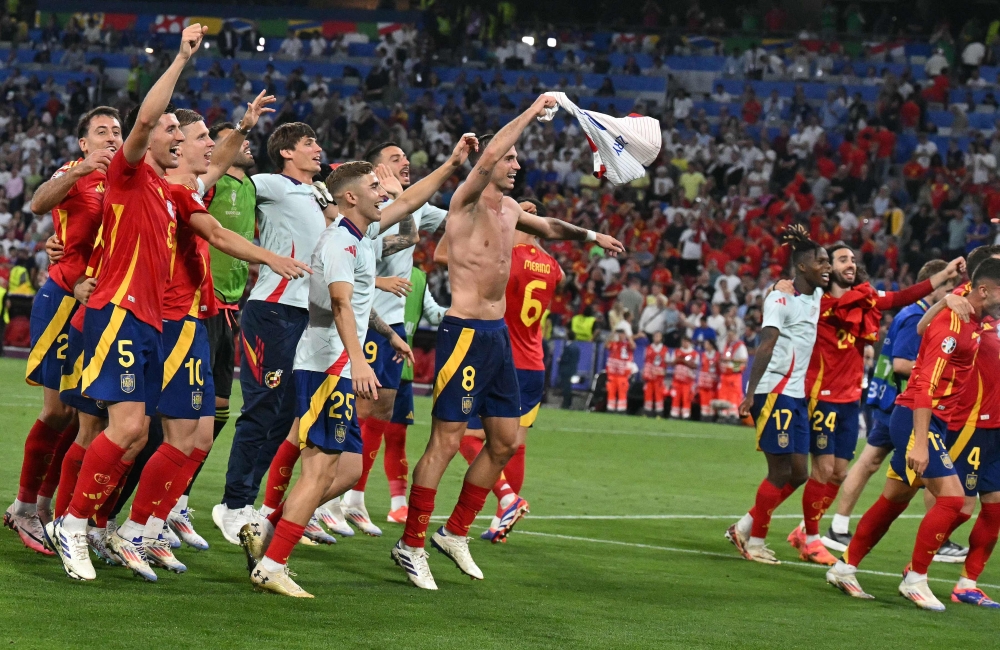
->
<box><xmin>203</xmin><ymin>41</ymin><xmax>210</xmax><ymax>49</ymax></box>
<box><xmin>256</xmin><ymin>45</ymin><xmax>265</xmax><ymax>52</ymax></box>
<box><xmin>522</xmin><ymin>35</ymin><xmax>535</xmax><ymax>47</ymax></box>
<box><xmin>547</xmin><ymin>37</ymin><xmax>557</xmax><ymax>48</ymax></box>
<box><xmin>259</xmin><ymin>37</ymin><xmax>265</xmax><ymax>45</ymax></box>
<box><xmin>144</xmin><ymin>47</ymin><xmax>154</xmax><ymax>54</ymax></box>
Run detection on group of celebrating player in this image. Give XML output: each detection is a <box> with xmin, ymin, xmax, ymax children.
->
<box><xmin>2</xmin><ymin>24</ymin><xmax>625</xmax><ymax>598</ymax></box>
<box><xmin>725</xmin><ymin>219</ymin><xmax>1000</xmax><ymax>612</ymax></box>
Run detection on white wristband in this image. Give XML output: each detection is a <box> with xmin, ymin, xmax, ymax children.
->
<box><xmin>585</xmin><ymin>230</ymin><xmax>597</xmax><ymax>242</ymax></box>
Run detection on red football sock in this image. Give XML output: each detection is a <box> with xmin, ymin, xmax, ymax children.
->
<box><xmin>963</xmin><ymin>502</ymin><xmax>1000</xmax><ymax>581</ymax></box>
<box><xmin>383</xmin><ymin>422</ymin><xmax>408</xmax><ymax>497</ymax></box>
<box><xmin>802</xmin><ymin>478</ymin><xmax>830</xmax><ymax>536</ymax></box>
<box><xmin>266</xmin><ymin>501</ymin><xmax>285</xmax><ymax>528</ymax></box>
<box><xmin>445</xmin><ymin>481</ymin><xmax>491</xmax><ymax>537</ymax></box>
<box><xmin>154</xmin><ymin>448</ymin><xmax>209</xmax><ymax>520</ymax></box>
<box><xmin>354</xmin><ymin>418</ymin><xmax>388</xmax><ymax>492</ymax></box>
<box><xmin>844</xmin><ymin>495</ymin><xmax>910</xmax><ymax>567</ymax></box>
<box><xmin>54</xmin><ymin>443</ymin><xmax>86</xmax><ymax>518</ymax></box>
<box><xmin>17</xmin><ymin>419</ymin><xmax>64</xmax><ymax>503</ymax></box>
<box><xmin>93</xmin><ymin>461</ymin><xmax>132</xmax><ymax>528</ymax></box>
<box><xmin>67</xmin><ymin>433</ymin><xmax>128</xmax><ymax>520</ymax></box>
<box><xmin>750</xmin><ymin>479</ymin><xmax>799</xmax><ymax>539</ymax></box>
<box><xmin>264</xmin><ymin>519</ymin><xmax>306</xmax><ymax>565</ymax></box>
<box><xmin>946</xmin><ymin>510</ymin><xmax>972</xmax><ymax>539</ymax></box>
<box><xmin>504</xmin><ymin>444</ymin><xmax>526</xmax><ymax>494</ymax></box>
<box><xmin>128</xmin><ymin>443</ymin><xmax>187</xmax><ymax>526</ymax></box>
<box><xmin>911</xmin><ymin>496</ymin><xmax>965</xmax><ymax>574</ymax></box>
<box><xmin>458</xmin><ymin>435</ymin><xmax>483</xmax><ymax>465</ymax></box>
<box><xmin>38</xmin><ymin>422</ymin><xmax>78</xmax><ymax>499</ymax></box>
<box><xmin>402</xmin><ymin>485</ymin><xmax>436</xmax><ymax>548</ymax></box>
<box><xmin>493</xmin><ymin>475</ymin><xmax>515</xmax><ymax>502</ymax></box>
<box><xmin>263</xmin><ymin>440</ymin><xmax>300</xmax><ymax>509</ymax></box>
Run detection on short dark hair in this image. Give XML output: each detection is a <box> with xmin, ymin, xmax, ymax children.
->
<box><xmin>363</xmin><ymin>141</ymin><xmax>402</xmax><ymax>164</ymax></box>
<box><xmin>266</xmin><ymin>122</ymin><xmax>316</xmax><ymax>169</ymax></box>
<box><xmin>76</xmin><ymin>106</ymin><xmax>121</xmax><ymax>140</ymax></box>
<box><xmin>174</xmin><ymin>109</ymin><xmax>204</xmax><ymax>128</ymax></box>
<box><xmin>967</xmin><ymin>245</ymin><xmax>1000</xmax><ymax>278</ymax></box>
<box><xmin>917</xmin><ymin>259</ymin><xmax>947</xmax><ymax>283</ymax></box>
<box><xmin>209</xmin><ymin>121</ymin><xmax>236</xmax><ymax>140</ymax></box>
<box><xmin>518</xmin><ymin>197</ymin><xmax>546</xmax><ymax>217</ymax></box>
<box><xmin>123</xmin><ymin>102</ymin><xmax>176</xmax><ymax>139</ymax></box>
<box><xmin>972</xmin><ymin>257</ymin><xmax>1000</xmax><ymax>287</ymax></box>
<box><xmin>468</xmin><ymin>133</ymin><xmax>495</xmax><ymax>166</ymax></box>
<box><xmin>325</xmin><ymin>160</ymin><xmax>374</xmax><ymax>197</ymax></box>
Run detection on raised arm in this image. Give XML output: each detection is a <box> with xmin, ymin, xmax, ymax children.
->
<box><xmin>200</xmin><ymin>90</ymin><xmax>275</xmax><ymax>189</ymax></box>
<box><xmin>875</xmin><ymin>258</ymin><xmax>963</xmax><ymax>310</ymax></box>
<box><xmin>515</xmin><ymin>205</ymin><xmax>625</xmax><ymax>255</ymax></box>
<box><xmin>187</xmin><ymin>210</ymin><xmax>311</xmax><ymax>279</ymax></box>
<box><xmin>30</xmin><ymin>149</ymin><xmax>114</xmax><ymax>214</ymax></box>
<box><xmin>124</xmin><ymin>24</ymin><xmax>205</xmax><ymax>164</ymax></box>
<box><xmin>739</xmin><ymin>326</ymin><xmax>779</xmax><ymax>417</ymax></box>
<box><xmin>450</xmin><ymin>95</ymin><xmax>557</xmax><ymax>210</ymax></box>
<box><xmin>916</xmin><ymin>293</ymin><xmax>972</xmax><ymax>335</ymax></box>
<box><xmin>376</xmin><ymin>134</ymin><xmax>476</xmax><ymax>232</ymax></box>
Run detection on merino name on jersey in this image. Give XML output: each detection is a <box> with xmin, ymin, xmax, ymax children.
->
<box><xmin>755</xmin><ymin>288</ymin><xmax>823</xmax><ymax>398</ymax></box>
<box><xmin>505</xmin><ymin>244</ymin><xmax>564</xmax><ymax>371</ymax></box>
<box><xmin>293</xmin><ymin>218</ymin><xmax>383</xmax><ymax>379</ymax></box>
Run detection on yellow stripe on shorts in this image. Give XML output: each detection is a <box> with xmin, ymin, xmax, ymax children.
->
<box><xmin>754</xmin><ymin>393</ymin><xmax>778</xmax><ymax>451</ymax></box>
<box><xmin>520</xmin><ymin>402</ymin><xmax>541</xmax><ymax>428</ymax></box>
<box><xmin>298</xmin><ymin>375</ymin><xmax>341</xmax><ymax>449</ymax></box>
<box><xmin>25</xmin><ymin>295</ymin><xmax>76</xmax><ymax>384</ymax></box>
<box><xmin>432</xmin><ymin>328</ymin><xmax>475</xmax><ymax>404</ymax></box>
<box><xmin>81</xmin><ymin>306</ymin><xmax>128</xmax><ymax>393</ymax></box>
<box><xmin>60</xmin><ymin>351</ymin><xmax>84</xmax><ymax>393</ymax></box>
<box><xmin>162</xmin><ymin>320</ymin><xmax>198</xmax><ymax>389</ymax></box>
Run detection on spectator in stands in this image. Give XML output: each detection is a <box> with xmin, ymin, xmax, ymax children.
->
<box><xmin>217</xmin><ymin>21</ymin><xmax>238</xmax><ymax>58</ymax></box>
<box><xmin>596</xmin><ymin>77</ymin><xmax>615</xmax><ymax>97</ymax></box>
<box><xmin>309</xmin><ymin>32</ymin><xmax>327</xmax><ymax>58</ymax></box>
<box><xmin>279</xmin><ymin>29</ymin><xmax>303</xmax><ymax>59</ymax></box>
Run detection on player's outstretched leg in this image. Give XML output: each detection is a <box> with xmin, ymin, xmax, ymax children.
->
<box><xmin>952</xmin><ymin>501</ymin><xmax>1000</xmax><ymax>607</ymax></box>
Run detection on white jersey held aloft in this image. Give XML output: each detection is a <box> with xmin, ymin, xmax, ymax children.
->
<box><xmin>293</xmin><ymin>219</ymin><xmax>383</xmax><ymax>379</ymax></box>
<box><xmin>247</xmin><ymin>174</ymin><xmax>327</xmax><ymax>309</ymax></box>
<box><xmin>755</xmin><ymin>288</ymin><xmax>822</xmax><ymax>399</ymax></box>
<box><xmin>536</xmin><ymin>91</ymin><xmax>661</xmax><ymax>185</ymax></box>
<box><xmin>371</xmin><ymin>200</ymin><xmax>447</xmax><ymax>325</ymax></box>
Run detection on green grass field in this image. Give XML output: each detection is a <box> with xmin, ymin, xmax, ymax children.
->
<box><xmin>0</xmin><ymin>356</ymin><xmax>997</xmax><ymax>649</ymax></box>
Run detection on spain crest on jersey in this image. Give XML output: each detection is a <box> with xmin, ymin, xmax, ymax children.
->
<box><xmin>816</xmin><ymin>432</ymin><xmax>828</xmax><ymax>450</ymax></box>
<box><xmin>265</xmin><ymin>369</ymin><xmax>283</xmax><ymax>389</ymax></box>
<box><xmin>942</xmin><ymin>453</ymin><xmax>954</xmax><ymax>470</ymax></box>
<box><xmin>966</xmin><ymin>472</ymin><xmax>979</xmax><ymax>491</ymax></box>
<box><xmin>335</xmin><ymin>423</ymin><xmax>347</xmax><ymax>444</ymax></box>
<box><xmin>777</xmin><ymin>432</ymin><xmax>789</xmax><ymax>448</ymax></box>
<box><xmin>461</xmin><ymin>396</ymin><xmax>474</xmax><ymax>414</ymax></box>
<box><xmin>120</xmin><ymin>373</ymin><xmax>136</xmax><ymax>394</ymax></box>
<box><xmin>192</xmin><ymin>390</ymin><xmax>203</xmax><ymax>411</ymax></box>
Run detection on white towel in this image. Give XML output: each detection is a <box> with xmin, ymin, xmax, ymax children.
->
<box><xmin>536</xmin><ymin>92</ymin><xmax>661</xmax><ymax>185</ymax></box>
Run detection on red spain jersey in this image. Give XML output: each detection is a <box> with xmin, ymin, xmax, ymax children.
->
<box><xmin>605</xmin><ymin>340</ymin><xmax>633</xmax><ymax>376</ymax></box>
<box><xmin>698</xmin><ymin>350</ymin><xmax>719</xmax><ymax>389</ymax></box>
<box><xmin>47</xmin><ymin>160</ymin><xmax>106</xmax><ymax>294</ymax></box>
<box><xmin>162</xmin><ymin>183</ymin><xmax>218</xmax><ymax>321</ymax></box>
<box><xmin>87</xmin><ymin>151</ymin><xmax>174</xmax><ymax>331</ymax></box>
<box><xmin>806</xmin><ymin>280</ymin><xmax>933</xmax><ymax>404</ymax></box>
<box><xmin>673</xmin><ymin>348</ymin><xmax>698</xmax><ymax>384</ymax></box>
<box><xmin>504</xmin><ymin>243</ymin><xmax>564</xmax><ymax>371</ymax></box>
<box><xmin>950</xmin><ymin>317</ymin><xmax>1000</xmax><ymax>432</ymax></box>
<box><xmin>642</xmin><ymin>343</ymin><xmax>668</xmax><ymax>379</ymax></box>
<box><xmin>896</xmin><ymin>307</ymin><xmax>982</xmax><ymax>424</ymax></box>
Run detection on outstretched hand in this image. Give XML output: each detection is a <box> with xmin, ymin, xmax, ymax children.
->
<box><xmin>375</xmin><ymin>163</ymin><xmax>403</xmax><ymax>198</ymax></box>
<box><xmin>594</xmin><ymin>232</ymin><xmax>625</xmax><ymax>257</ymax></box>
<box><xmin>178</xmin><ymin>24</ymin><xmax>207</xmax><ymax>60</ymax></box>
<box><xmin>531</xmin><ymin>94</ymin><xmax>558</xmax><ymax>118</ymax></box>
<box><xmin>241</xmin><ymin>89</ymin><xmax>277</xmax><ymax>131</ymax></box>
<box><xmin>449</xmin><ymin>133</ymin><xmax>480</xmax><ymax>166</ymax></box>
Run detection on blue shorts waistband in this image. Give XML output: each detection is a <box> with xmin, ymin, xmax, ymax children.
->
<box><xmin>442</xmin><ymin>315</ymin><xmax>507</xmax><ymax>331</ymax></box>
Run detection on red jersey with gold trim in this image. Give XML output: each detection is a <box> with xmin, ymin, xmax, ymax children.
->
<box><xmin>47</xmin><ymin>160</ymin><xmax>106</xmax><ymax>294</ymax></box>
<box><xmin>642</xmin><ymin>343</ymin><xmax>668</xmax><ymax>379</ymax></box>
<box><xmin>504</xmin><ymin>243</ymin><xmax>564</xmax><ymax>371</ymax></box>
<box><xmin>162</xmin><ymin>183</ymin><xmax>218</xmax><ymax>321</ymax></box>
<box><xmin>950</xmin><ymin>316</ymin><xmax>1000</xmax><ymax>431</ymax></box>
<box><xmin>605</xmin><ymin>340</ymin><xmax>633</xmax><ymax>375</ymax></box>
<box><xmin>87</xmin><ymin>151</ymin><xmax>174</xmax><ymax>331</ymax></box>
<box><xmin>806</xmin><ymin>280</ymin><xmax>933</xmax><ymax>404</ymax></box>
<box><xmin>896</xmin><ymin>307</ymin><xmax>982</xmax><ymax>424</ymax></box>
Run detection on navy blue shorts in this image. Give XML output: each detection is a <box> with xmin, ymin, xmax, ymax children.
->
<box><xmin>947</xmin><ymin>426</ymin><xmax>1000</xmax><ymax>496</ymax></box>
<box><xmin>59</xmin><ymin>316</ymin><xmax>108</xmax><ymax>418</ymax></box>
<box><xmin>887</xmin><ymin>405</ymin><xmax>956</xmax><ymax>485</ymax></box>
<box><xmin>517</xmin><ymin>368</ymin><xmax>546</xmax><ymax>427</ymax></box>
<box><xmin>365</xmin><ymin>322</ymin><xmax>407</xmax><ymax>391</ymax></box>
<box><xmin>431</xmin><ymin>316</ymin><xmax>520</xmax><ymax>423</ymax></box>
<box><xmin>391</xmin><ymin>380</ymin><xmax>415</xmax><ymax>426</ymax></box>
<box><xmin>867</xmin><ymin>410</ymin><xmax>894</xmax><ymax>449</ymax></box>
<box><xmin>159</xmin><ymin>317</ymin><xmax>216</xmax><ymax>419</ymax></box>
<box><xmin>26</xmin><ymin>278</ymin><xmax>78</xmax><ymax>390</ymax></box>
<box><xmin>295</xmin><ymin>369</ymin><xmax>362</xmax><ymax>454</ymax></box>
<box><xmin>752</xmin><ymin>393</ymin><xmax>809</xmax><ymax>455</ymax></box>
<box><xmin>809</xmin><ymin>400</ymin><xmax>861</xmax><ymax>460</ymax></box>
<box><xmin>81</xmin><ymin>303</ymin><xmax>162</xmax><ymax>416</ymax></box>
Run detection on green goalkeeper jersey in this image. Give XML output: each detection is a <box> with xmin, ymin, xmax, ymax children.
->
<box><xmin>207</xmin><ymin>174</ymin><xmax>257</xmax><ymax>305</ymax></box>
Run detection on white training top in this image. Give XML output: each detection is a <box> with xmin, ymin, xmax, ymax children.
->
<box><xmin>247</xmin><ymin>174</ymin><xmax>327</xmax><ymax>309</ymax></box>
<box><xmin>371</xmin><ymin>200</ymin><xmax>447</xmax><ymax>325</ymax></box>
<box><xmin>756</xmin><ymin>287</ymin><xmax>823</xmax><ymax>398</ymax></box>
<box><xmin>293</xmin><ymin>218</ymin><xmax>382</xmax><ymax>379</ymax></box>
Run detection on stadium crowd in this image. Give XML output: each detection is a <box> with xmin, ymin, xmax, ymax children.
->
<box><xmin>3</xmin><ymin>3</ymin><xmax>1000</xmax><ymax>416</ymax></box>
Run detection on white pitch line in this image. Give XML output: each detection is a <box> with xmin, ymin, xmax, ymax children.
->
<box><xmin>432</xmin><ymin>513</ymin><xmax>927</xmax><ymax>521</ymax></box>
<box><xmin>515</xmin><ymin>530</ymin><xmax>1000</xmax><ymax>591</ymax></box>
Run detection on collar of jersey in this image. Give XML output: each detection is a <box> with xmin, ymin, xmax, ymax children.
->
<box><xmin>280</xmin><ymin>174</ymin><xmax>303</xmax><ymax>185</ymax></box>
<box><xmin>338</xmin><ymin>217</ymin><xmax>363</xmax><ymax>240</ymax></box>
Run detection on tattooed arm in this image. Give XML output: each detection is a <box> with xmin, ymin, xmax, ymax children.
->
<box><xmin>380</xmin><ymin>213</ymin><xmax>419</xmax><ymax>256</ymax></box>
<box><xmin>369</xmin><ymin>307</ymin><xmax>415</xmax><ymax>366</ymax></box>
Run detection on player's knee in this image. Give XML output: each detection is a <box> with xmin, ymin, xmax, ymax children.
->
<box><xmin>830</xmin><ymin>467</ymin><xmax>848</xmax><ymax>485</ymax></box>
<box><xmin>789</xmin><ymin>469</ymin><xmax>809</xmax><ymax>488</ymax></box>
<box><xmin>487</xmin><ymin>437</ymin><xmax>518</xmax><ymax>463</ymax></box>
<box><xmin>40</xmin><ymin>401</ymin><xmax>74</xmax><ymax>428</ymax></box>
<box><xmin>962</xmin><ymin>496</ymin><xmax>977</xmax><ymax>515</ymax></box>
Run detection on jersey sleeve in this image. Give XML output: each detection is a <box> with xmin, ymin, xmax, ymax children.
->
<box><xmin>875</xmin><ymin>279</ymin><xmax>933</xmax><ymax>310</ymax></box>
<box><xmin>415</xmin><ymin>204</ymin><xmax>448</xmax><ymax>233</ymax></box>
<box><xmin>249</xmin><ymin>174</ymin><xmax>281</xmax><ymax>203</ymax></box>
<box><xmin>761</xmin><ymin>290</ymin><xmax>788</xmax><ymax>331</ymax></box>
<box><xmin>322</xmin><ymin>232</ymin><xmax>357</xmax><ymax>287</ymax></box>
<box><xmin>892</xmin><ymin>314</ymin><xmax>923</xmax><ymax>361</ymax></box>
<box><xmin>371</xmin><ymin>234</ymin><xmax>384</xmax><ymax>263</ymax></box>
<box><xmin>909</xmin><ymin>310</ymin><xmax>959</xmax><ymax>410</ymax></box>
<box><xmin>366</xmin><ymin>221</ymin><xmax>381</xmax><ymax>240</ymax></box>
<box><xmin>171</xmin><ymin>186</ymin><xmax>209</xmax><ymax>225</ymax></box>
<box><xmin>108</xmin><ymin>149</ymin><xmax>142</xmax><ymax>187</ymax></box>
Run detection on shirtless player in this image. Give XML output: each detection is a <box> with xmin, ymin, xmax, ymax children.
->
<box><xmin>391</xmin><ymin>95</ymin><xmax>625</xmax><ymax>590</ymax></box>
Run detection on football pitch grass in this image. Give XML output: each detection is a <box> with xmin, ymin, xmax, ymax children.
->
<box><xmin>0</xmin><ymin>357</ymin><xmax>997</xmax><ymax>649</ymax></box>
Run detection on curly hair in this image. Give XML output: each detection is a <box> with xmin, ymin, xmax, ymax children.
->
<box><xmin>781</xmin><ymin>224</ymin><xmax>821</xmax><ymax>265</ymax></box>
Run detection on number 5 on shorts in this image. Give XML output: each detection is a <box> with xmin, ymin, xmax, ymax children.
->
<box><xmin>118</xmin><ymin>340</ymin><xmax>134</xmax><ymax>368</ymax></box>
